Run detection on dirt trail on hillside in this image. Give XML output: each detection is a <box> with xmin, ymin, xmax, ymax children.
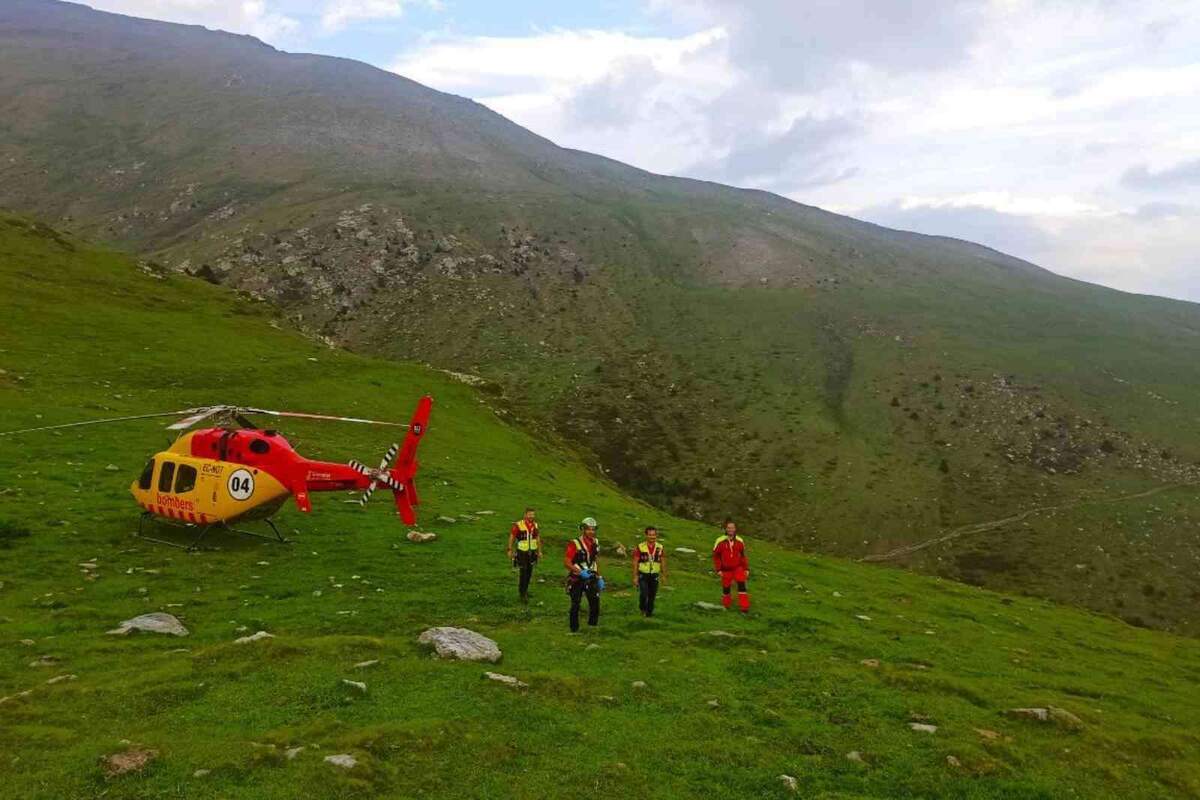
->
<box><xmin>861</xmin><ymin>482</ymin><xmax>1200</xmax><ymax>563</ymax></box>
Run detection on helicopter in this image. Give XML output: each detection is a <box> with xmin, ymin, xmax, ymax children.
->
<box><xmin>0</xmin><ymin>397</ymin><xmax>432</xmax><ymax>550</ymax></box>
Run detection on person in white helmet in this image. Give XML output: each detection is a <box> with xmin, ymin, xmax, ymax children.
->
<box><xmin>564</xmin><ymin>516</ymin><xmax>603</xmax><ymax>632</ymax></box>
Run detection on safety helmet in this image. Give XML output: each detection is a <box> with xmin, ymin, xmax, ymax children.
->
<box><xmin>580</xmin><ymin>516</ymin><xmax>598</xmax><ymax>529</ymax></box>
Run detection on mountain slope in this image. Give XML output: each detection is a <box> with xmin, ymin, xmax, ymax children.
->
<box><xmin>2</xmin><ymin>216</ymin><xmax>1200</xmax><ymax>799</ymax></box>
<box><xmin>2</xmin><ymin>0</ymin><xmax>1200</xmax><ymax>632</ymax></box>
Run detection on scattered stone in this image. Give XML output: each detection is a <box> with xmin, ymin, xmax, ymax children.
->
<box><xmin>975</xmin><ymin>728</ymin><xmax>1002</xmax><ymax>740</ymax></box>
<box><xmin>598</xmin><ymin>695</ymin><xmax>616</xmax><ymax>702</ymax></box>
<box><xmin>1005</xmin><ymin>707</ymin><xmax>1082</xmax><ymax>730</ymax></box>
<box><xmin>586</xmin><ymin>643</ymin><xmax>601</xmax><ymax>651</ymax></box>
<box><xmin>418</xmin><ymin>627</ymin><xmax>501</xmax><ymax>663</ymax></box>
<box><xmin>46</xmin><ymin>674</ymin><xmax>77</xmax><ymax>685</ymax></box>
<box><xmin>707</xmin><ymin>699</ymin><xmax>720</xmax><ymax>708</ymax></box>
<box><xmin>860</xmin><ymin>659</ymin><xmax>881</xmax><ymax>668</ymax></box>
<box><xmin>324</xmin><ymin>753</ymin><xmax>357</xmax><ymax>769</ymax></box>
<box><xmin>855</xmin><ymin>614</ymin><xmax>872</xmax><ymax>621</ymax></box>
<box><xmin>193</xmin><ymin>769</ymin><xmax>211</xmax><ymax>778</ymax></box>
<box><xmin>437</xmin><ymin>516</ymin><xmax>457</xmax><ymax>524</ymax></box>
<box><xmin>946</xmin><ymin>755</ymin><xmax>962</xmax><ymax>768</ymax></box>
<box><xmin>341</xmin><ymin>679</ymin><xmax>367</xmax><ymax>693</ymax></box>
<box><xmin>631</xmin><ymin>681</ymin><xmax>648</xmax><ymax>690</ymax></box>
<box><xmin>707</xmin><ymin>630</ymin><xmax>738</xmax><ymax>638</ymax></box>
<box><xmin>29</xmin><ymin>655</ymin><xmax>59</xmax><ymax>667</ymax></box>
<box><xmin>846</xmin><ymin>751</ymin><xmax>864</xmax><ymax>763</ymax></box>
<box><xmin>234</xmin><ymin>630</ymin><xmax>274</xmax><ymax>644</ymax></box>
<box><xmin>694</xmin><ymin>601</ymin><xmax>724</xmax><ymax>611</ymax></box>
<box><xmin>909</xmin><ymin>723</ymin><xmax>938</xmax><ymax>733</ymax></box>
<box><xmin>102</xmin><ymin>747</ymin><xmax>158</xmax><ymax>777</ymax></box>
<box><xmin>285</xmin><ymin>746</ymin><xmax>305</xmax><ymax>760</ymax></box>
<box><xmin>353</xmin><ymin>659</ymin><xmax>380</xmax><ymax>669</ymax></box>
<box><xmin>20</xmin><ymin>639</ymin><xmax>34</xmax><ymax>646</ymax></box>
<box><xmin>104</xmin><ymin>464</ymin><xmax>120</xmax><ymax>472</ymax></box>
<box><xmin>675</xmin><ymin>547</ymin><xmax>696</xmax><ymax>554</ymax></box>
<box><xmin>779</xmin><ymin>774</ymin><xmax>799</xmax><ymax>792</ymax></box>
<box><xmin>107</xmin><ymin>612</ymin><xmax>189</xmax><ymax>637</ymax></box>
<box><xmin>484</xmin><ymin>671</ymin><xmax>528</xmax><ymax>689</ymax></box>
<box><xmin>614</xmin><ymin>543</ymin><xmax>627</xmax><ymax>557</ymax></box>
<box><xmin>476</xmin><ymin>510</ymin><xmax>495</xmax><ymax>515</ymax></box>
<box><xmin>406</xmin><ymin>531</ymin><xmax>437</xmax><ymax>543</ymax></box>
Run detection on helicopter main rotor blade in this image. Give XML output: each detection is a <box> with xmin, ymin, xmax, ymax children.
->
<box><xmin>241</xmin><ymin>408</ymin><xmax>409</xmax><ymax>427</ymax></box>
<box><xmin>165</xmin><ymin>406</ymin><xmax>231</xmax><ymax>430</ymax></box>
<box><xmin>0</xmin><ymin>409</ymin><xmax>206</xmax><ymax>437</ymax></box>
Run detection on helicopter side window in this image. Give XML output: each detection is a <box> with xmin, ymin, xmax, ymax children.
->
<box><xmin>138</xmin><ymin>459</ymin><xmax>155</xmax><ymax>491</ymax></box>
<box><xmin>158</xmin><ymin>461</ymin><xmax>176</xmax><ymax>493</ymax></box>
<box><xmin>174</xmin><ymin>464</ymin><xmax>197</xmax><ymax>493</ymax></box>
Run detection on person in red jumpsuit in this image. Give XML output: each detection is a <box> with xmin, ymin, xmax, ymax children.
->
<box><xmin>712</xmin><ymin>518</ymin><xmax>750</xmax><ymax>612</ymax></box>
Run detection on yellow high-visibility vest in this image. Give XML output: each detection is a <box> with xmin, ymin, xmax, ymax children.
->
<box><xmin>636</xmin><ymin>541</ymin><xmax>663</xmax><ymax>574</ymax></box>
<box><xmin>515</xmin><ymin>519</ymin><xmax>540</xmax><ymax>551</ymax></box>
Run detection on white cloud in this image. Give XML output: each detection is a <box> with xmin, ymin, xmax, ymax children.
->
<box><xmin>84</xmin><ymin>0</ymin><xmax>300</xmax><ymax>41</ymax></box>
<box><xmin>320</xmin><ymin>0</ymin><xmax>440</xmax><ymax>33</ymax></box>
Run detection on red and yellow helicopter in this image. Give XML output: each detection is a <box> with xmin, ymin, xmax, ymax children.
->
<box><xmin>1</xmin><ymin>397</ymin><xmax>432</xmax><ymax>549</ymax></box>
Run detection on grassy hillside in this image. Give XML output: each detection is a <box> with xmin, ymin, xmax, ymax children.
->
<box><xmin>3</xmin><ymin>0</ymin><xmax>1200</xmax><ymax>633</ymax></box>
<box><xmin>3</xmin><ymin>219</ymin><xmax>1200</xmax><ymax>799</ymax></box>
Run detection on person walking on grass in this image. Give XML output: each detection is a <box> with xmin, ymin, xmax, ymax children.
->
<box><xmin>565</xmin><ymin>516</ymin><xmax>603</xmax><ymax>632</ymax></box>
<box><xmin>712</xmin><ymin>518</ymin><xmax>750</xmax><ymax>613</ymax></box>
<box><xmin>506</xmin><ymin>506</ymin><xmax>541</xmax><ymax>604</ymax></box>
<box><xmin>632</xmin><ymin>525</ymin><xmax>667</xmax><ymax>617</ymax></box>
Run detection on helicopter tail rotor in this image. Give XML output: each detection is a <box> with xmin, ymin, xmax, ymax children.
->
<box><xmin>350</xmin><ymin>441</ymin><xmax>400</xmax><ymax>507</ymax></box>
<box><xmin>346</xmin><ymin>396</ymin><xmax>431</xmax><ymax>525</ymax></box>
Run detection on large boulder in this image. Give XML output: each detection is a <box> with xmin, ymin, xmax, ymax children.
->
<box><xmin>418</xmin><ymin>627</ymin><xmax>501</xmax><ymax>663</ymax></box>
<box><xmin>106</xmin><ymin>612</ymin><xmax>189</xmax><ymax>637</ymax></box>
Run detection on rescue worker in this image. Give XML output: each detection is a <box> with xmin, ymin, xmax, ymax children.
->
<box><xmin>564</xmin><ymin>516</ymin><xmax>603</xmax><ymax>632</ymax></box>
<box><xmin>506</xmin><ymin>506</ymin><xmax>540</xmax><ymax>603</ymax></box>
<box><xmin>712</xmin><ymin>518</ymin><xmax>750</xmax><ymax>613</ymax></box>
<box><xmin>632</xmin><ymin>525</ymin><xmax>667</xmax><ymax>617</ymax></box>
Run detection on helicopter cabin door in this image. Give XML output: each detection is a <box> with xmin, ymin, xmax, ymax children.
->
<box><xmin>132</xmin><ymin>454</ymin><xmax>216</xmax><ymax>524</ymax></box>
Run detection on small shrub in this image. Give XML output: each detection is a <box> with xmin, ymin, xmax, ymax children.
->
<box><xmin>0</xmin><ymin>520</ymin><xmax>31</xmax><ymax>549</ymax></box>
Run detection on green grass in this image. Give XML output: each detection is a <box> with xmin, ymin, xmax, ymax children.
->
<box><xmin>2</xmin><ymin>220</ymin><xmax>1200</xmax><ymax>799</ymax></box>
<box><xmin>5</xmin><ymin>1</ymin><xmax>1200</xmax><ymax>632</ymax></box>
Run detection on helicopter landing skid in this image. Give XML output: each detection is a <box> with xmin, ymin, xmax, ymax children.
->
<box><xmin>135</xmin><ymin>512</ymin><xmax>292</xmax><ymax>551</ymax></box>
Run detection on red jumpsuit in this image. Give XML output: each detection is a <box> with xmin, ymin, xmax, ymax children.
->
<box><xmin>712</xmin><ymin>535</ymin><xmax>750</xmax><ymax>612</ymax></box>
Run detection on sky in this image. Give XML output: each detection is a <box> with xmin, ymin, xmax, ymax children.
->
<box><xmin>82</xmin><ymin>0</ymin><xmax>1200</xmax><ymax>302</ymax></box>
